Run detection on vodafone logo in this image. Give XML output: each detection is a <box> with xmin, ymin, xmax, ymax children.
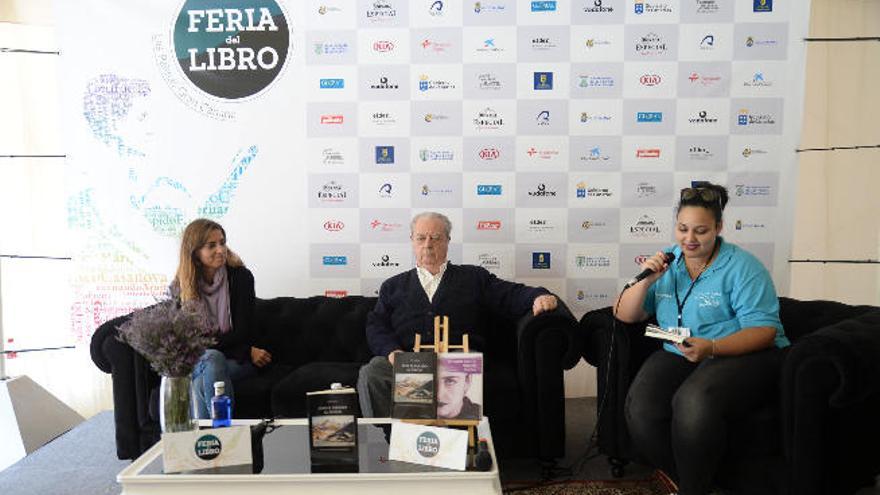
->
<box><xmin>479</xmin><ymin>148</ymin><xmax>500</xmax><ymax>160</ymax></box>
<box><xmin>636</xmin><ymin>148</ymin><xmax>661</xmax><ymax>158</ymax></box>
<box><xmin>324</xmin><ymin>220</ymin><xmax>344</xmax><ymax>231</ymax></box>
<box><xmin>373</xmin><ymin>40</ymin><xmax>395</xmax><ymax>52</ymax></box>
<box><xmin>639</xmin><ymin>74</ymin><xmax>661</xmax><ymax>86</ymax></box>
<box><xmin>477</xmin><ymin>220</ymin><xmax>502</xmax><ymax>230</ymax></box>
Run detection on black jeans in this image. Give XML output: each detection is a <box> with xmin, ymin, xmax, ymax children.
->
<box><xmin>356</xmin><ymin>356</ymin><xmax>394</xmax><ymax>417</ymax></box>
<box><xmin>625</xmin><ymin>347</ymin><xmax>782</xmax><ymax>495</ymax></box>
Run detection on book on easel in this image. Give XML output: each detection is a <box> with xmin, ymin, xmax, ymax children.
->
<box><xmin>391</xmin><ymin>316</ymin><xmax>484</xmax><ymax>454</ymax></box>
<box><xmin>436</xmin><ymin>352</ymin><xmax>483</xmax><ymax>421</ymax></box>
<box><xmin>306</xmin><ymin>384</ymin><xmax>359</xmax><ymax>473</ymax></box>
<box><xmin>392</xmin><ymin>352</ymin><xmax>437</xmax><ymax>419</ymax></box>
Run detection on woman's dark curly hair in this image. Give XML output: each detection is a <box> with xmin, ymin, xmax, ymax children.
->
<box><xmin>677</xmin><ymin>181</ymin><xmax>728</xmax><ymax>223</ymax></box>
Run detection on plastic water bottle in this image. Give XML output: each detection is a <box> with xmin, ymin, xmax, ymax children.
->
<box><xmin>211</xmin><ymin>381</ymin><xmax>232</xmax><ymax>428</ymax></box>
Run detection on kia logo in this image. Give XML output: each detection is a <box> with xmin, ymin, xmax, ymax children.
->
<box><xmin>373</xmin><ymin>40</ymin><xmax>395</xmax><ymax>52</ymax></box>
<box><xmin>479</xmin><ymin>148</ymin><xmax>500</xmax><ymax>160</ymax></box>
<box><xmin>634</xmin><ymin>255</ymin><xmax>649</xmax><ymax>265</ymax></box>
<box><xmin>324</xmin><ymin>220</ymin><xmax>344</xmax><ymax>231</ymax></box>
<box><xmin>640</xmin><ymin>74</ymin><xmax>661</xmax><ymax>86</ymax></box>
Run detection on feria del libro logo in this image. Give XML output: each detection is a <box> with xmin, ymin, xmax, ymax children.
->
<box><xmin>173</xmin><ymin>0</ymin><xmax>291</xmax><ymax>99</ymax></box>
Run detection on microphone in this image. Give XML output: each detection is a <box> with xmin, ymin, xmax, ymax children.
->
<box><xmin>624</xmin><ymin>252</ymin><xmax>676</xmax><ymax>289</ymax></box>
<box><xmin>473</xmin><ymin>439</ymin><xmax>493</xmax><ymax>471</ymax></box>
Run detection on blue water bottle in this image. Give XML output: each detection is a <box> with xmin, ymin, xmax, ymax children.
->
<box><xmin>211</xmin><ymin>381</ymin><xmax>232</xmax><ymax>428</ymax></box>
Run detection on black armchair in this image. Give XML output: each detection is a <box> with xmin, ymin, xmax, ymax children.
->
<box><xmin>580</xmin><ymin>297</ymin><xmax>880</xmax><ymax>494</ymax></box>
<box><xmin>91</xmin><ymin>294</ymin><xmax>580</xmax><ymax>461</ymax></box>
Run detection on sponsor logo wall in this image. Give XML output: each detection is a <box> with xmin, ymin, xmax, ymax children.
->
<box><xmin>59</xmin><ymin>0</ymin><xmax>806</xmax><ymax>340</ymax></box>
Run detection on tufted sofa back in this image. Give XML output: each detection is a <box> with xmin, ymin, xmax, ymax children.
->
<box><xmin>254</xmin><ymin>296</ymin><xmax>377</xmax><ymax>368</ymax></box>
<box><xmin>778</xmin><ymin>297</ymin><xmax>877</xmax><ymax>343</ymax></box>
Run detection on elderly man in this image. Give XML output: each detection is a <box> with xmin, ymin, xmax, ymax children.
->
<box><xmin>357</xmin><ymin>211</ymin><xmax>558</xmax><ymax>417</ymax></box>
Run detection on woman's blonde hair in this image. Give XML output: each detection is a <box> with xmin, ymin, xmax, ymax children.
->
<box><xmin>174</xmin><ymin>218</ymin><xmax>243</xmax><ymax>302</ymax></box>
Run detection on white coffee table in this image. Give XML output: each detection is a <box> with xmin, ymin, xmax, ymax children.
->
<box><xmin>117</xmin><ymin>418</ymin><xmax>502</xmax><ymax>495</ymax></box>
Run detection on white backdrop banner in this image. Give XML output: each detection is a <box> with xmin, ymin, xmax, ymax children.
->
<box><xmin>57</xmin><ymin>0</ymin><xmax>810</xmax><ymax>341</ymax></box>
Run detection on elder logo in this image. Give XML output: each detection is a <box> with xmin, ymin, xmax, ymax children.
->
<box><xmin>478</xmin><ymin>253</ymin><xmax>501</xmax><ymax>270</ymax></box>
<box><xmin>636</xmin><ymin>148</ymin><xmax>661</xmax><ymax>158</ymax></box>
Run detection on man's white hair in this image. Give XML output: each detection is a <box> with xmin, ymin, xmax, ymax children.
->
<box><xmin>410</xmin><ymin>211</ymin><xmax>452</xmax><ymax>239</ymax></box>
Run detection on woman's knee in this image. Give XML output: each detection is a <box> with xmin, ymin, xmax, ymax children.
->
<box><xmin>671</xmin><ymin>386</ymin><xmax>719</xmax><ymax>437</ymax></box>
<box><xmin>201</xmin><ymin>349</ymin><xmax>225</xmax><ymax>364</ymax></box>
<box><xmin>625</xmin><ymin>385</ymin><xmax>668</xmax><ymax>434</ymax></box>
<box><xmin>195</xmin><ymin>349</ymin><xmax>227</xmax><ymax>374</ymax></box>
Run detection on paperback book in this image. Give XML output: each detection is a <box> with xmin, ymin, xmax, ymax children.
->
<box><xmin>306</xmin><ymin>385</ymin><xmax>358</xmax><ymax>473</ymax></box>
<box><xmin>392</xmin><ymin>352</ymin><xmax>437</xmax><ymax>419</ymax></box>
<box><xmin>436</xmin><ymin>352</ymin><xmax>483</xmax><ymax>421</ymax></box>
<box><xmin>644</xmin><ymin>323</ymin><xmax>690</xmax><ymax>344</ymax></box>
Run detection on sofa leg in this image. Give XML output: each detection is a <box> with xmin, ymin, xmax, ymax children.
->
<box><xmin>609</xmin><ymin>456</ymin><xmax>628</xmax><ymax>478</ymax></box>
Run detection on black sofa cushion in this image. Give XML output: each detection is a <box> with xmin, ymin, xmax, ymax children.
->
<box><xmin>234</xmin><ymin>364</ymin><xmax>293</xmax><ymax>419</ymax></box>
<box><xmin>255</xmin><ymin>296</ymin><xmax>376</xmax><ymax>367</ymax></box>
<box><xmin>270</xmin><ymin>362</ymin><xmax>364</xmax><ymax>418</ymax></box>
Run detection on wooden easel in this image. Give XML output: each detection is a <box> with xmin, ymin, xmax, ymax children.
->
<box><xmin>412</xmin><ymin>315</ymin><xmax>469</xmax><ymax>354</ymax></box>
<box><xmin>409</xmin><ymin>315</ymin><xmax>480</xmax><ymax>449</ymax></box>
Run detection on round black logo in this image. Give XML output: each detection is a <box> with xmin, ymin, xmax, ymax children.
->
<box><xmin>416</xmin><ymin>432</ymin><xmax>440</xmax><ymax>458</ymax></box>
<box><xmin>194</xmin><ymin>434</ymin><xmax>222</xmax><ymax>460</ymax></box>
<box><xmin>173</xmin><ymin>0</ymin><xmax>290</xmax><ymax>99</ymax></box>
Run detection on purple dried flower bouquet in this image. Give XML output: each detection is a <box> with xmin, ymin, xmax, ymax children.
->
<box><xmin>116</xmin><ymin>300</ymin><xmax>217</xmax><ymax>378</ymax></box>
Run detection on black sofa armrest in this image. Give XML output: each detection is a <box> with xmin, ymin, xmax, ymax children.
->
<box><xmin>508</xmin><ymin>296</ymin><xmax>578</xmax><ymax>460</ymax></box>
<box><xmin>515</xmin><ymin>297</ymin><xmax>580</xmax><ymax>370</ymax></box>
<box><xmin>579</xmin><ymin>307</ymin><xmax>661</xmax><ymax>461</ymax></box>
<box><xmin>580</xmin><ymin>307</ymin><xmax>659</xmax><ymax>370</ymax></box>
<box><xmin>781</xmin><ymin>309</ymin><xmax>880</xmax><ymax>495</ymax></box>
<box><xmin>90</xmin><ymin>311</ymin><xmax>162</xmax><ymax>460</ymax></box>
<box><xmin>784</xmin><ymin>309</ymin><xmax>880</xmax><ymax>407</ymax></box>
<box><xmin>90</xmin><ymin>313</ymin><xmax>131</xmax><ymax>373</ymax></box>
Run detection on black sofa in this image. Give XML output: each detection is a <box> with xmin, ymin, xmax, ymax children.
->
<box><xmin>91</xmin><ymin>295</ymin><xmax>580</xmax><ymax>462</ymax></box>
<box><xmin>580</xmin><ymin>297</ymin><xmax>880</xmax><ymax>494</ymax></box>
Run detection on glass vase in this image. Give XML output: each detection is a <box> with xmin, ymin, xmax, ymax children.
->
<box><xmin>159</xmin><ymin>375</ymin><xmax>195</xmax><ymax>433</ymax></box>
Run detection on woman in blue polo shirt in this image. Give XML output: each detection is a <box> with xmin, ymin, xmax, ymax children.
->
<box><xmin>614</xmin><ymin>182</ymin><xmax>789</xmax><ymax>495</ymax></box>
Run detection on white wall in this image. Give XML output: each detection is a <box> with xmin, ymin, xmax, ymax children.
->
<box><xmin>0</xmin><ymin>4</ymin><xmax>114</xmax><ymax>418</ymax></box>
<box><xmin>789</xmin><ymin>0</ymin><xmax>880</xmax><ymax>305</ymax></box>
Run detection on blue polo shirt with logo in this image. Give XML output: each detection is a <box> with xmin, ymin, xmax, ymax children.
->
<box><xmin>643</xmin><ymin>238</ymin><xmax>789</xmax><ymax>355</ymax></box>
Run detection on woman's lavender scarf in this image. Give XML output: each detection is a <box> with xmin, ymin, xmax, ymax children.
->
<box><xmin>199</xmin><ymin>265</ymin><xmax>232</xmax><ymax>334</ymax></box>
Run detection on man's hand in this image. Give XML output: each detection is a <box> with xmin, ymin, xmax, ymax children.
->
<box><xmin>532</xmin><ymin>294</ymin><xmax>558</xmax><ymax>315</ymax></box>
<box><xmin>250</xmin><ymin>347</ymin><xmax>272</xmax><ymax>368</ymax></box>
<box><xmin>387</xmin><ymin>350</ymin><xmax>402</xmax><ymax>365</ymax></box>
